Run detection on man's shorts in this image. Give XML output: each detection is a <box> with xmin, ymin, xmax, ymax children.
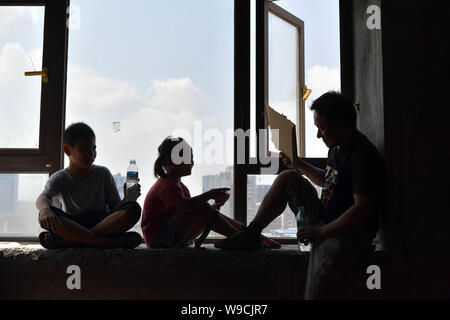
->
<box><xmin>283</xmin><ymin>169</ymin><xmax>375</xmax><ymax>299</ymax></box>
<box><xmin>39</xmin><ymin>201</ymin><xmax>141</xmax><ymax>230</ymax></box>
<box><xmin>285</xmin><ymin>169</ymin><xmax>323</xmax><ymax>225</ymax></box>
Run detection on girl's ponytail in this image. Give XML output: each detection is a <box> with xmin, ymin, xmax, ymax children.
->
<box><xmin>153</xmin><ymin>136</ymin><xmax>184</xmax><ymax>178</ymax></box>
<box><xmin>153</xmin><ymin>156</ymin><xmax>167</xmax><ymax>178</ymax></box>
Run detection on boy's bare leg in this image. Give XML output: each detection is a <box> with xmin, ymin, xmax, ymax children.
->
<box><xmin>51</xmin><ymin>217</ymin><xmax>123</xmax><ymax>248</ymax></box>
<box><xmin>90</xmin><ymin>207</ymin><xmax>139</xmax><ymax>236</ymax></box>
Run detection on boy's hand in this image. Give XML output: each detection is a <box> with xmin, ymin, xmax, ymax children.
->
<box><xmin>123</xmin><ymin>181</ymin><xmax>141</xmax><ymax>201</ymax></box>
<box><xmin>38</xmin><ymin>208</ymin><xmax>60</xmax><ymax>233</ymax></box>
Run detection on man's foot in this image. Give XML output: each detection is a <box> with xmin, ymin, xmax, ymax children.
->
<box><xmin>214</xmin><ymin>227</ymin><xmax>262</xmax><ymax>251</ymax></box>
<box><xmin>39</xmin><ymin>231</ymin><xmax>63</xmax><ymax>249</ymax></box>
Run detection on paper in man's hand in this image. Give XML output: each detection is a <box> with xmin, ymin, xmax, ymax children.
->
<box><xmin>265</xmin><ymin>105</ymin><xmax>298</xmax><ymax>163</ymax></box>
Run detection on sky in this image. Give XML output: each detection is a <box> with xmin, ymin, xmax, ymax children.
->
<box><xmin>0</xmin><ymin>0</ymin><xmax>340</xmax><ymax>226</ymax></box>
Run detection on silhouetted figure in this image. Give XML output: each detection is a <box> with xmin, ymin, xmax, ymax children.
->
<box><xmin>36</xmin><ymin>122</ymin><xmax>142</xmax><ymax>249</ymax></box>
<box><xmin>215</xmin><ymin>92</ymin><xmax>385</xmax><ymax>299</ymax></box>
<box><xmin>141</xmin><ymin>137</ymin><xmax>280</xmax><ymax>249</ymax></box>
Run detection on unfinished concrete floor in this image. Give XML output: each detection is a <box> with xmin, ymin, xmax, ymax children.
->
<box><xmin>0</xmin><ymin>242</ymin><xmax>308</xmax><ymax>300</ymax></box>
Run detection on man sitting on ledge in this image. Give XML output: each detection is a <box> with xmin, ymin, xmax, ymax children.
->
<box><xmin>215</xmin><ymin>91</ymin><xmax>385</xmax><ymax>299</ymax></box>
<box><xmin>36</xmin><ymin>122</ymin><xmax>142</xmax><ymax>249</ymax></box>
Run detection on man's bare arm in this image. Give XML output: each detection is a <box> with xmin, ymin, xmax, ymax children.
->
<box><xmin>296</xmin><ymin>159</ymin><xmax>326</xmax><ymax>187</ymax></box>
<box><xmin>281</xmin><ymin>153</ymin><xmax>326</xmax><ymax>187</ymax></box>
<box><xmin>321</xmin><ymin>193</ymin><xmax>377</xmax><ymax>239</ymax></box>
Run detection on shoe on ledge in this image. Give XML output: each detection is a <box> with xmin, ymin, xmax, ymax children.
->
<box><xmin>214</xmin><ymin>227</ymin><xmax>262</xmax><ymax>251</ymax></box>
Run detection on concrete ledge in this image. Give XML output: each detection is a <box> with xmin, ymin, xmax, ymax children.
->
<box><xmin>0</xmin><ymin>243</ymin><xmax>309</xmax><ymax>300</ymax></box>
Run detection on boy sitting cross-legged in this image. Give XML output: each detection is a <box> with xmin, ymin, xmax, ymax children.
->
<box><xmin>36</xmin><ymin>122</ymin><xmax>142</xmax><ymax>249</ymax></box>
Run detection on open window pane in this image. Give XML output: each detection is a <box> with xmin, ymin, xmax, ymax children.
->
<box><xmin>65</xmin><ymin>0</ymin><xmax>234</xmax><ymax>235</ymax></box>
<box><xmin>0</xmin><ymin>173</ymin><xmax>48</xmax><ymax>236</ymax></box>
<box><xmin>267</xmin><ymin>12</ymin><xmax>298</xmax><ymax>155</ymax></box>
<box><xmin>274</xmin><ymin>0</ymin><xmax>341</xmax><ymax>158</ymax></box>
<box><xmin>0</xmin><ymin>6</ymin><xmax>45</xmax><ymax>149</ymax></box>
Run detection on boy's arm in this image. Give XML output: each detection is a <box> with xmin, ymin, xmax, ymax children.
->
<box><xmin>112</xmin><ymin>182</ymin><xmax>141</xmax><ymax>211</ymax></box>
<box><xmin>36</xmin><ymin>193</ymin><xmax>60</xmax><ymax>233</ymax></box>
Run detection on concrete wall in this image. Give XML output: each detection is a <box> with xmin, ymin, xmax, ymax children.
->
<box><xmin>353</xmin><ymin>0</ymin><xmax>384</xmax><ymax>154</ymax></box>
<box><xmin>346</xmin><ymin>0</ymin><xmax>450</xmax><ymax>293</ymax></box>
<box><xmin>380</xmin><ymin>0</ymin><xmax>450</xmax><ymax>266</ymax></box>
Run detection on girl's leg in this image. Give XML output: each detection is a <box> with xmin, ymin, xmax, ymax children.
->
<box><xmin>168</xmin><ymin>201</ymin><xmax>237</xmax><ymax>242</ymax></box>
<box><xmin>221</xmin><ymin>214</ymin><xmax>244</xmax><ymax>230</ymax></box>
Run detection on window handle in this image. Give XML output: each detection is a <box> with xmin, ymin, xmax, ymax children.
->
<box><xmin>25</xmin><ymin>67</ymin><xmax>48</xmax><ymax>83</ymax></box>
<box><xmin>302</xmin><ymin>84</ymin><xmax>311</xmax><ymax>101</ymax></box>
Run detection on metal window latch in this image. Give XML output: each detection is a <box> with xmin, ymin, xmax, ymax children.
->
<box><xmin>302</xmin><ymin>84</ymin><xmax>311</xmax><ymax>101</ymax></box>
<box><xmin>25</xmin><ymin>67</ymin><xmax>48</xmax><ymax>83</ymax></box>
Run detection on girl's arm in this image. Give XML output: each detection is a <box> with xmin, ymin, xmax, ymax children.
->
<box><xmin>171</xmin><ymin>188</ymin><xmax>230</xmax><ymax>212</ymax></box>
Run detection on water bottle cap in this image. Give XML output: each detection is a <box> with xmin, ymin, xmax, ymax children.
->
<box><xmin>130</xmin><ymin>159</ymin><xmax>136</xmax><ymax>164</ymax></box>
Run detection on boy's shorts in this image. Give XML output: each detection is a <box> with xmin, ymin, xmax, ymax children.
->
<box><xmin>39</xmin><ymin>201</ymin><xmax>141</xmax><ymax>230</ymax></box>
<box><xmin>149</xmin><ymin>216</ymin><xmax>193</xmax><ymax>249</ymax></box>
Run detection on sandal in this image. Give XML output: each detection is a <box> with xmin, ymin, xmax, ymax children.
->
<box><xmin>120</xmin><ymin>232</ymin><xmax>142</xmax><ymax>249</ymax></box>
<box><xmin>39</xmin><ymin>231</ymin><xmax>63</xmax><ymax>249</ymax></box>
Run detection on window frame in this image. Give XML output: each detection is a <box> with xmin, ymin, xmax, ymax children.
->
<box><xmin>0</xmin><ymin>0</ymin><xmax>343</xmax><ymax>242</ymax></box>
<box><xmin>0</xmin><ymin>0</ymin><xmax>68</xmax><ymax>176</ymax></box>
<box><xmin>0</xmin><ymin>0</ymin><xmax>68</xmax><ymax>241</ymax></box>
<box><xmin>234</xmin><ymin>0</ymin><xmax>329</xmax><ymax>242</ymax></box>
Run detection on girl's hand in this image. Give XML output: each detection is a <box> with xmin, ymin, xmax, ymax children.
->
<box><xmin>214</xmin><ymin>191</ymin><xmax>230</xmax><ymax>208</ymax></box>
<box><xmin>207</xmin><ymin>188</ymin><xmax>230</xmax><ymax>203</ymax></box>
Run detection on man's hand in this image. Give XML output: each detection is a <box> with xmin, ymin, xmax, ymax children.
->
<box><xmin>38</xmin><ymin>208</ymin><xmax>60</xmax><ymax>233</ymax></box>
<box><xmin>123</xmin><ymin>180</ymin><xmax>141</xmax><ymax>201</ymax></box>
<box><xmin>280</xmin><ymin>152</ymin><xmax>300</xmax><ymax>170</ymax></box>
<box><xmin>297</xmin><ymin>226</ymin><xmax>325</xmax><ymax>245</ymax></box>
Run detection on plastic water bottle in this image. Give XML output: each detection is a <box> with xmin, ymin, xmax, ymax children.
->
<box><xmin>126</xmin><ymin>159</ymin><xmax>139</xmax><ymax>189</ymax></box>
<box><xmin>296</xmin><ymin>206</ymin><xmax>311</xmax><ymax>252</ymax></box>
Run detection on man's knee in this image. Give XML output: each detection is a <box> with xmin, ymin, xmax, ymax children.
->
<box><xmin>277</xmin><ymin>169</ymin><xmax>301</xmax><ymax>187</ymax></box>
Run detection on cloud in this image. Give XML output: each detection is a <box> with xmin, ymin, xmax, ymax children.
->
<box><xmin>64</xmin><ymin>65</ymin><xmax>223</xmax><ymax>197</ymax></box>
<box><xmin>306</xmin><ymin>65</ymin><xmax>340</xmax><ymax>103</ymax></box>
<box><xmin>0</xmin><ymin>43</ymin><xmax>43</xmax><ymax>148</ymax></box>
<box><xmin>145</xmin><ymin>78</ymin><xmax>206</xmax><ymax>113</ymax></box>
<box><xmin>66</xmin><ymin>66</ymin><xmax>139</xmax><ymax>119</ymax></box>
<box><xmin>269</xmin><ymin>65</ymin><xmax>340</xmax><ymax>158</ymax></box>
<box><xmin>0</xmin><ymin>7</ymin><xmax>41</xmax><ymax>35</ymax></box>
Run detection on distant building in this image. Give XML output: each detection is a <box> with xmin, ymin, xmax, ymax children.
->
<box><xmin>112</xmin><ymin>173</ymin><xmax>126</xmax><ymax>199</ymax></box>
<box><xmin>203</xmin><ymin>166</ymin><xmax>233</xmax><ymax>219</ymax></box>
